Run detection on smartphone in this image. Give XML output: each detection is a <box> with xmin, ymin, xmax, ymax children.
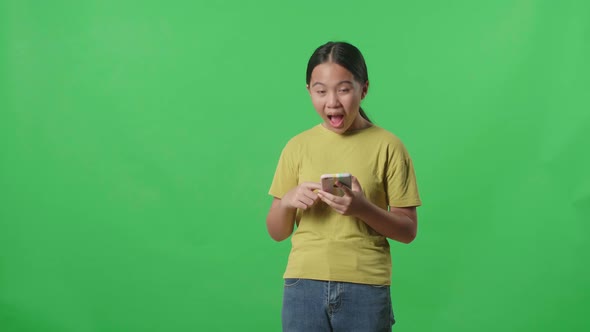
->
<box><xmin>320</xmin><ymin>173</ymin><xmax>352</xmax><ymax>197</ymax></box>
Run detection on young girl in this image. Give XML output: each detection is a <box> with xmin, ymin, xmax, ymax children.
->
<box><xmin>266</xmin><ymin>41</ymin><xmax>422</xmax><ymax>332</ymax></box>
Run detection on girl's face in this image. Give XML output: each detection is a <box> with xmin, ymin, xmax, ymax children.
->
<box><xmin>307</xmin><ymin>62</ymin><xmax>369</xmax><ymax>134</ymax></box>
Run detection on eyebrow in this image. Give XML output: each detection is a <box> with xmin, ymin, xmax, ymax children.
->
<box><xmin>311</xmin><ymin>80</ymin><xmax>354</xmax><ymax>87</ymax></box>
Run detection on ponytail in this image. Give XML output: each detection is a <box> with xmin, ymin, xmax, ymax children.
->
<box><xmin>359</xmin><ymin>107</ymin><xmax>372</xmax><ymax>123</ymax></box>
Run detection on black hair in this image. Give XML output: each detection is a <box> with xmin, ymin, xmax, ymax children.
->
<box><xmin>306</xmin><ymin>41</ymin><xmax>371</xmax><ymax>123</ymax></box>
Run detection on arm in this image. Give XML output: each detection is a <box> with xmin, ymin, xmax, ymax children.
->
<box><xmin>266</xmin><ymin>198</ymin><xmax>297</xmax><ymax>242</ymax></box>
<box><xmin>356</xmin><ymin>204</ymin><xmax>418</xmax><ymax>244</ymax></box>
<box><xmin>317</xmin><ymin>177</ymin><xmax>418</xmax><ymax>244</ymax></box>
<box><xmin>266</xmin><ymin>182</ymin><xmax>322</xmax><ymax>242</ymax></box>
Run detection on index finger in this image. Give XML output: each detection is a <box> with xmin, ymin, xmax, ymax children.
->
<box><xmin>301</xmin><ymin>182</ymin><xmax>322</xmax><ymax>191</ymax></box>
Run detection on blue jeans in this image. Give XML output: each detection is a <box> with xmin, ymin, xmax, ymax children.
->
<box><xmin>282</xmin><ymin>278</ymin><xmax>395</xmax><ymax>332</ymax></box>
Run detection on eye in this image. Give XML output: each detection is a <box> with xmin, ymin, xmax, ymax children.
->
<box><xmin>316</xmin><ymin>90</ymin><xmax>326</xmax><ymax>95</ymax></box>
<box><xmin>338</xmin><ymin>88</ymin><xmax>350</xmax><ymax>93</ymax></box>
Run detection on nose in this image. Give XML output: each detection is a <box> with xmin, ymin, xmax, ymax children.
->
<box><xmin>326</xmin><ymin>92</ymin><xmax>340</xmax><ymax>108</ymax></box>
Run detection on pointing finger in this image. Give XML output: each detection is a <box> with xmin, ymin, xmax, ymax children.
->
<box><xmin>317</xmin><ymin>190</ymin><xmax>338</xmax><ymax>202</ymax></box>
<box><xmin>302</xmin><ymin>182</ymin><xmax>322</xmax><ymax>191</ymax></box>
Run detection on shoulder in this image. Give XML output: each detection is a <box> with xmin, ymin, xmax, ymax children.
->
<box><xmin>283</xmin><ymin>125</ymin><xmax>322</xmax><ymax>147</ymax></box>
<box><xmin>279</xmin><ymin>125</ymin><xmax>322</xmax><ymax>154</ymax></box>
<box><xmin>362</xmin><ymin>126</ymin><xmax>414</xmax><ymax>162</ymax></box>
<box><xmin>365</xmin><ymin>125</ymin><xmax>406</xmax><ymax>148</ymax></box>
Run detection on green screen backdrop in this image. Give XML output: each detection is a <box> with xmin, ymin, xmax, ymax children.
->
<box><xmin>1</xmin><ymin>0</ymin><xmax>589</xmax><ymax>331</ymax></box>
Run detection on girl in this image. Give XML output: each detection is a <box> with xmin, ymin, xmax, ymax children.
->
<box><xmin>266</xmin><ymin>41</ymin><xmax>422</xmax><ymax>332</ymax></box>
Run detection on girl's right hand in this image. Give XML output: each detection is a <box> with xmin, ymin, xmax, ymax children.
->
<box><xmin>280</xmin><ymin>182</ymin><xmax>322</xmax><ymax>210</ymax></box>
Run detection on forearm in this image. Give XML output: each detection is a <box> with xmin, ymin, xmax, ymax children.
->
<box><xmin>266</xmin><ymin>199</ymin><xmax>297</xmax><ymax>242</ymax></box>
<box><xmin>356</xmin><ymin>201</ymin><xmax>417</xmax><ymax>244</ymax></box>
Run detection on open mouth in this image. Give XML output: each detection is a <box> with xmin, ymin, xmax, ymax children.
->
<box><xmin>327</xmin><ymin>114</ymin><xmax>345</xmax><ymax>127</ymax></box>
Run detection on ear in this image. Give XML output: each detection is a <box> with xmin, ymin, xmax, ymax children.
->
<box><xmin>306</xmin><ymin>84</ymin><xmax>311</xmax><ymax>95</ymax></box>
<box><xmin>361</xmin><ymin>81</ymin><xmax>369</xmax><ymax>100</ymax></box>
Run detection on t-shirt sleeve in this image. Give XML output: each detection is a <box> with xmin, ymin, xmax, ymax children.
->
<box><xmin>385</xmin><ymin>140</ymin><xmax>422</xmax><ymax>208</ymax></box>
<box><xmin>268</xmin><ymin>141</ymin><xmax>299</xmax><ymax>199</ymax></box>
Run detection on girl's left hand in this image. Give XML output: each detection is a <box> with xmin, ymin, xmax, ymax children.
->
<box><xmin>317</xmin><ymin>176</ymin><xmax>367</xmax><ymax>216</ymax></box>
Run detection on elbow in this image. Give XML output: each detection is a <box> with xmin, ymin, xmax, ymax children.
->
<box><xmin>402</xmin><ymin>232</ymin><xmax>416</xmax><ymax>244</ymax></box>
<box><xmin>387</xmin><ymin>207</ymin><xmax>418</xmax><ymax>244</ymax></box>
<box><xmin>268</xmin><ymin>231</ymin><xmax>289</xmax><ymax>242</ymax></box>
<box><xmin>266</xmin><ymin>224</ymin><xmax>283</xmax><ymax>242</ymax></box>
<box><xmin>396</xmin><ymin>228</ymin><xmax>417</xmax><ymax>244</ymax></box>
<box><xmin>266</xmin><ymin>218</ymin><xmax>291</xmax><ymax>242</ymax></box>
<box><xmin>407</xmin><ymin>227</ymin><xmax>418</xmax><ymax>244</ymax></box>
<box><xmin>401</xmin><ymin>218</ymin><xmax>418</xmax><ymax>244</ymax></box>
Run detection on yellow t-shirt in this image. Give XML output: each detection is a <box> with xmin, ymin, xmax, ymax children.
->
<box><xmin>269</xmin><ymin>124</ymin><xmax>422</xmax><ymax>285</ymax></box>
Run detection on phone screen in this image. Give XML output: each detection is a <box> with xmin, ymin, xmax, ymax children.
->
<box><xmin>320</xmin><ymin>173</ymin><xmax>352</xmax><ymax>196</ymax></box>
